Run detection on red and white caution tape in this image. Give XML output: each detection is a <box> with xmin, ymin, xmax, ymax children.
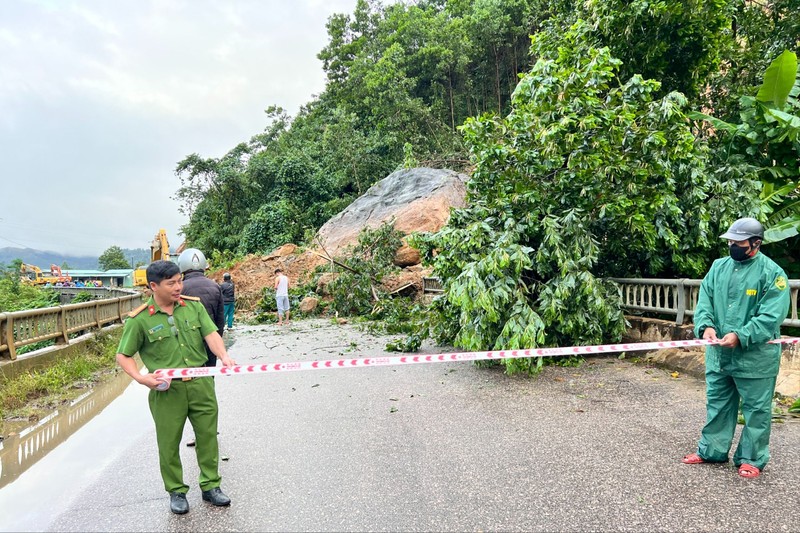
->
<box><xmin>154</xmin><ymin>337</ymin><xmax>799</xmax><ymax>380</ymax></box>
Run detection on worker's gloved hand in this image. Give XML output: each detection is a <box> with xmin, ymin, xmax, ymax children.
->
<box><xmin>702</xmin><ymin>327</ymin><xmax>719</xmax><ymax>342</ymax></box>
<box><xmin>718</xmin><ymin>332</ymin><xmax>740</xmax><ymax>348</ymax></box>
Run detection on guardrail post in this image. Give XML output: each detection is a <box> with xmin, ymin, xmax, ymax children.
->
<box><xmin>676</xmin><ymin>279</ymin><xmax>686</xmax><ymax>325</ymax></box>
<box><xmin>2</xmin><ymin>314</ymin><xmax>15</xmax><ymax>360</ymax></box>
<box><xmin>57</xmin><ymin>307</ymin><xmax>69</xmax><ymax>345</ymax></box>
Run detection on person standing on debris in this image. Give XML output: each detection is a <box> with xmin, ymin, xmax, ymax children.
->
<box><xmin>115</xmin><ymin>260</ymin><xmax>235</xmax><ymax>514</ymax></box>
<box><xmin>682</xmin><ymin>217</ymin><xmax>790</xmax><ymax>479</ymax></box>
<box><xmin>274</xmin><ymin>267</ymin><xmax>290</xmax><ymax>326</ymax></box>
<box><xmin>220</xmin><ymin>272</ymin><xmax>235</xmax><ymax>329</ymax></box>
<box><xmin>178</xmin><ymin>248</ymin><xmax>225</xmax><ymax>367</ymax></box>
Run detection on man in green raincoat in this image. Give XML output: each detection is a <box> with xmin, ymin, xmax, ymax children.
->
<box><xmin>682</xmin><ymin>218</ymin><xmax>790</xmax><ymax>478</ymax></box>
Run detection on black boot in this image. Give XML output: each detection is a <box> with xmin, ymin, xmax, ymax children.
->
<box><xmin>202</xmin><ymin>487</ymin><xmax>231</xmax><ymax>506</ymax></box>
<box><xmin>170</xmin><ymin>492</ymin><xmax>189</xmax><ymax>514</ymax></box>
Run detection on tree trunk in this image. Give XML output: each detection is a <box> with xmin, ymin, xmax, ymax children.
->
<box><xmin>493</xmin><ymin>43</ymin><xmax>502</xmax><ymax>113</ymax></box>
<box><xmin>448</xmin><ymin>72</ymin><xmax>455</xmax><ymax>131</ymax></box>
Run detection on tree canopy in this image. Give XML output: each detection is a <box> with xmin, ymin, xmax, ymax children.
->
<box><xmin>97</xmin><ymin>246</ymin><xmax>131</xmax><ymax>271</ymax></box>
<box><xmin>413</xmin><ymin>19</ymin><xmax>757</xmax><ymax>372</ymax></box>
<box><xmin>176</xmin><ymin>0</ymin><xmax>799</xmax><ymax>345</ymax></box>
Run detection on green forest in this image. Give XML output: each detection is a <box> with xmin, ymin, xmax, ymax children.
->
<box><xmin>174</xmin><ymin>0</ymin><xmax>798</xmax><ymax>368</ymax></box>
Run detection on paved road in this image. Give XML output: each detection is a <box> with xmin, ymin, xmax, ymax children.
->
<box><xmin>48</xmin><ymin>320</ymin><xmax>799</xmax><ymax>532</ymax></box>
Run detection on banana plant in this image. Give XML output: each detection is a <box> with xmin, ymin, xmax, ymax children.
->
<box><xmin>690</xmin><ymin>50</ymin><xmax>800</xmax><ymax>244</ymax></box>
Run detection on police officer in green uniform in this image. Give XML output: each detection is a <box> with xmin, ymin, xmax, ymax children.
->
<box><xmin>116</xmin><ymin>260</ymin><xmax>236</xmax><ymax>514</ymax></box>
<box><xmin>682</xmin><ymin>218</ymin><xmax>791</xmax><ymax>478</ymax></box>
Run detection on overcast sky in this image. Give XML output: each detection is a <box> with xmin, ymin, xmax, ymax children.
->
<box><xmin>0</xmin><ymin>0</ymin><xmax>357</xmax><ymax>256</ymax></box>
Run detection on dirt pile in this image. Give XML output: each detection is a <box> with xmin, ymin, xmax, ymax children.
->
<box><xmin>209</xmin><ymin>245</ymin><xmax>328</xmax><ymax>315</ymax></box>
<box><xmin>210</xmin><ymin>167</ymin><xmax>469</xmax><ymax>316</ymax></box>
<box><xmin>212</xmin><ymin>247</ymin><xmax>433</xmax><ymax>316</ymax></box>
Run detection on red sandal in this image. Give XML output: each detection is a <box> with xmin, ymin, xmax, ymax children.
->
<box><xmin>738</xmin><ymin>464</ymin><xmax>760</xmax><ymax>478</ymax></box>
<box><xmin>682</xmin><ymin>453</ymin><xmax>706</xmax><ymax>464</ymax></box>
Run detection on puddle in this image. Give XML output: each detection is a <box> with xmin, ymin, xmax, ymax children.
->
<box><xmin>0</xmin><ymin>373</ymin><xmax>149</xmax><ymax>531</ymax></box>
<box><xmin>0</xmin><ymin>369</ymin><xmax>134</xmax><ymax>491</ymax></box>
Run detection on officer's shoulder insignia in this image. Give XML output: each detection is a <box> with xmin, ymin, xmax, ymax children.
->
<box><xmin>128</xmin><ymin>304</ymin><xmax>148</xmax><ymax>318</ymax></box>
<box><xmin>181</xmin><ymin>295</ymin><xmax>201</xmax><ymax>302</ymax></box>
<box><xmin>775</xmin><ymin>276</ymin><xmax>787</xmax><ymax>291</ymax></box>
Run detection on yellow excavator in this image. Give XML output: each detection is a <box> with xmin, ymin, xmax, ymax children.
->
<box><xmin>132</xmin><ymin>229</ymin><xmax>171</xmax><ymax>287</ymax></box>
<box><xmin>20</xmin><ymin>263</ymin><xmax>73</xmax><ymax>285</ymax></box>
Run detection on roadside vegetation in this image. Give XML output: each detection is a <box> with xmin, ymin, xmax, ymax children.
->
<box><xmin>0</xmin><ymin>261</ymin><xmax>59</xmax><ymax>312</ymax></box>
<box><xmin>0</xmin><ymin>263</ymin><xmax>124</xmax><ymax>436</ymax></box>
<box><xmin>175</xmin><ymin>0</ymin><xmax>798</xmax><ymax>268</ymax></box>
<box><xmin>0</xmin><ymin>330</ymin><xmax>122</xmax><ymax>435</ymax></box>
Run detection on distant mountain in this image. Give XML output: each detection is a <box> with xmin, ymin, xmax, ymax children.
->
<box><xmin>0</xmin><ymin>247</ymin><xmax>150</xmax><ymax>270</ymax></box>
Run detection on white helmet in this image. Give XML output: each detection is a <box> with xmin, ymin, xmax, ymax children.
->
<box><xmin>178</xmin><ymin>248</ymin><xmax>208</xmax><ymax>273</ymax></box>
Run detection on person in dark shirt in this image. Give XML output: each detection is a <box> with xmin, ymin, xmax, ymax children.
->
<box><xmin>177</xmin><ymin>248</ymin><xmax>225</xmax><ymax>367</ymax></box>
<box><xmin>177</xmin><ymin>248</ymin><xmax>227</xmax><ymax>450</ymax></box>
<box><xmin>220</xmin><ymin>272</ymin><xmax>235</xmax><ymax>329</ymax></box>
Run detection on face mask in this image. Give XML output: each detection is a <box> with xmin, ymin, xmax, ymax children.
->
<box><xmin>729</xmin><ymin>243</ymin><xmax>751</xmax><ymax>262</ymax></box>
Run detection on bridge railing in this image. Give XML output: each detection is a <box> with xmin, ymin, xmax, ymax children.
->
<box><xmin>611</xmin><ymin>278</ymin><xmax>800</xmax><ymax>328</ymax></box>
<box><xmin>42</xmin><ymin>286</ymin><xmax>134</xmax><ymax>305</ymax></box>
<box><xmin>0</xmin><ymin>290</ymin><xmax>143</xmax><ymax>361</ymax></box>
<box><xmin>422</xmin><ymin>276</ymin><xmax>799</xmax><ymax>329</ymax></box>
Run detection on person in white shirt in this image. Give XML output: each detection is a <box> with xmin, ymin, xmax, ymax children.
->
<box><xmin>274</xmin><ymin>268</ymin><xmax>290</xmax><ymax>326</ymax></box>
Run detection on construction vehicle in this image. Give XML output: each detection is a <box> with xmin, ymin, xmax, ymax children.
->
<box><xmin>20</xmin><ymin>263</ymin><xmax>44</xmax><ymax>285</ymax></box>
<box><xmin>132</xmin><ymin>229</ymin><xmax>172</xmax><ymax>287</ymax></box>
<box><xmin>20</xmin><ymin>263</ymin><xmax>73</xmax><ymax>285</ymax></box>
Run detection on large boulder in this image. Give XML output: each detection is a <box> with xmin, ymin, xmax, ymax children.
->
<box><xmin>298</xmin><ymin>297</ymin><xmax>320</xmax><ymax>314</ymax></box>
<box><xmin>265</xmin><ymin>243</ymin><xmax>298</xmax><ymax>260</ymax></box>
<box><xmin>380</xmin><ymin>268</ymin><xmax>431</xmax><ymax>295</ymax></box>
<box><xmin>393</xmin><ymin>243</ymin><xmax>421</xmax><ymax>267</ymax></box>
<box><xmin>218</xmin><ymin>168</ymin><xmax>468</xmax><ymax>313</ymax></box>
<box><xmin>316</xmin><ymin>167</ymin><xmax>468</xmax><ymax>257</ymax></box>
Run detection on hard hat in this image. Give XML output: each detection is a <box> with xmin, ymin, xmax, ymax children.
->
<box><xmin>178</xmin><ymin>248</ymin><xmax>208</xmax><ymax>273</ymax></box>
<box><xmin>719</xmin><ymin>217</ymin><xmax>764</xmax><ymax>240</ymax></box>
<box><xmin>223</xmin><ymin>272</ymin><xmax>231</xmax><ymax>280</ymax></box>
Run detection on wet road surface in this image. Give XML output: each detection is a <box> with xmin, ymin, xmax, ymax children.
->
<box><xmin>3</xmin><ymin>319</ymin><xmax>798</xmax><ymax>532</ymax></box>
<box><xmin>0</xmin><ymin>373</ymin><xmax>151</xmax><ymax>531</ymax></box>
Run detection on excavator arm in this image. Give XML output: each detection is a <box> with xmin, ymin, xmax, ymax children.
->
<box><xmin>151</xmin><ymin>229</ymin><xmax>170</xmax><ymax>262</ymax></box>
<box><xmin>134</xmin><ymin>229</ymin><xmax>171</xmax><ymax>287</ymax></box>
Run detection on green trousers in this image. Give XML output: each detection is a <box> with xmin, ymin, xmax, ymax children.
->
<box><xmin>148</xmin><ymin>378</ymin><xmax>221</xmax><ymax>493</ymax></box>
<box><xmin>696</xmin><ymin>370</ymin><xmax>776</xmax><ymax>470</ymax></box>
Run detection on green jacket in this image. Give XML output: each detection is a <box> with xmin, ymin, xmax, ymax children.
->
<box><xmin>117</xmin><ymin>296</ymin><xmax>218</xmax><ymax>372</ymax></box>
<box><xmin>693</xmin><ymin>252</ymin><xmax>790</xmax><ymax>377</ymax></box>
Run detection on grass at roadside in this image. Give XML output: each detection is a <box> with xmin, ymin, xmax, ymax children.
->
<box><xmin>0</xmin><ymin>330</ymin><xmax>121</xmax><ymax>432</ymax></box>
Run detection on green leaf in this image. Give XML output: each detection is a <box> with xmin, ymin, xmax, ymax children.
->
<box><xmin>756</xmin><ymin>50</ymin><xmax>798</xmax><ymax>110</ymax></box>
<box><xmin>687</xmin><ymin>111</ymin><xmax>737</xmax><ymax>133</ymax></box>
<box><xmin>764</xmin><ymin>217</ymin><xmax>800</xmax><ymax>244</ymax></box>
